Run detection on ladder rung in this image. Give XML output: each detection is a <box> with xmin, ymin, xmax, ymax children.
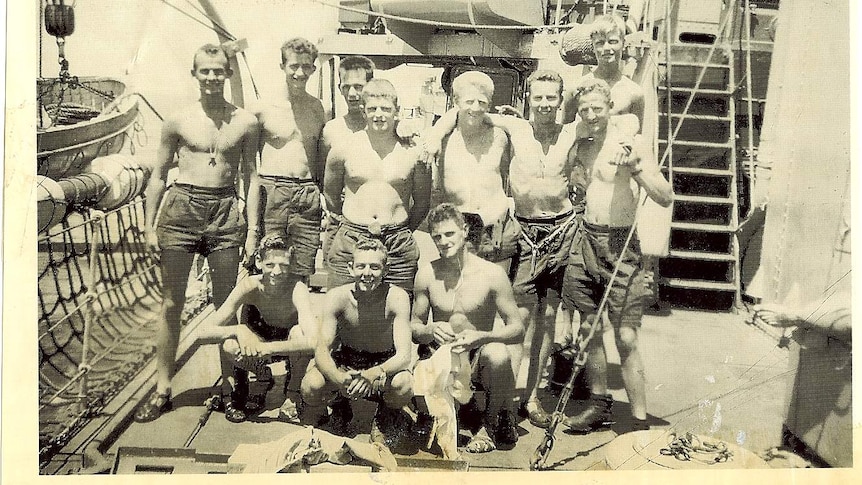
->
<box><xmin>672</xmin><ymin>222</ymin><xmax>735</xmax><ymax>232</ymax></box>
<box><xmin>668</xmin><ymin>250</ymin><xmax>736</xmax><ymax>261</ymax></box>
<box><xmin>665</xmin><ymin>167</ymin><xmax>733</xmax><ymax>176</ymax></box>
<box><xmin>660</xmin><ymin>61</ymin><xmax>730</xmax><ymax>69</ymax></box>
<box><xmin>657</xmin><ymin>113</ymin><xmax>732</xmax><ymax>121</ymax></box>
<box><xmin>658</xmin><ymin>140</ymin><xmax>732</xmax><ymax>149</ymax></box>
<box><xmin>658</xmin><ymin>86</ymin><xmax>732</xmax><ymax>95</ymax></box>
<box><xmin>673</xmin><ymin>194</ymin><xmax>734</xmax><ymax>204</ymax></box>
<box><xmin>663</xmin><ymin>278</ymin><xmax>737</xmax><ymax>291</ymax></box>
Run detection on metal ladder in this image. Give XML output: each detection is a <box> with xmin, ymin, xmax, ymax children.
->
<box><xmin>657</xmin><ymin>42</ymin><xmax>741</xmax><ymax>310</ymax></box>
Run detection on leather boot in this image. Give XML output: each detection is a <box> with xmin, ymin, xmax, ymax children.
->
<box><xmin>562</xmin><ymin>394</ymin><xmax>613</xmax><ymax>433</ymax></box>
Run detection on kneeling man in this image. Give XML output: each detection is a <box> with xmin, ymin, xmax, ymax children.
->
<box><xmin>197</xmin><ymin>234</ymin><xmax>317</xmax><ymax>423</ymax></box>
<box><xmin>411</xmin><ymin>203</ymin><xmax>525</xmax><ymax>453</ymax></box>
<box><xmin>301</xmin><ymin>239</ymin><xmax>414</xmax><ymax>448</ymax></box>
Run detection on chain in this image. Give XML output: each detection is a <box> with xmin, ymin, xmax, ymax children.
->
<box><xmin>659</xmin><ymin>432</ymin><xmax>734</xmax><ymax>464</ymax></box>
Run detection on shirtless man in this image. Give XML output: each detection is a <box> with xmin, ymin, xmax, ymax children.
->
<box><xmin>429</xmin><ymin>71</ymin><xmax>520</xmax><ymax>267</ymax></box>
<box><xmin>324</xmin><ymin>79</ymin><xmax>431</xmax><ymax>291</ymax></box>
<box><xmin>427</xmin><ymin>70</ymin><xmax>582</xmax><ymax>428</ymax></box>
<box><xmin>320</xmin><ymin>55</ymin><xmax>376</xmax><ymax>162</ymax></box>
<box><xmin>247</xmin><ymin>38</ymin><xmax>326</xmax><ymax>279</ymax></box>
<box><xmin>301</xmin><ymin>239</ymin><xmax>414</xmax><ymax>448</ymax></box>
<box><xmin>561</xmin><ymin>14</ymin><xmax>645</xmax><ymax>130</ymax></box>
<box><xmin>319</xmin><ymin>56</ymin><xmax>376</xmax><ymax>259</ymax></box>
<box><xmin>411</xmin><ymin>203</ymin><xmax>525</xmax><ymax>453</ymax></box>
<box><xmin>136</xmin><ymin>44</ymin><xmax>259</xmax><ymax>422</ymax></box>
<box><xmin>561</xmin><ymin>78</ymin><xmax>672</xmax><ymax>432</ymax></box>
<box><xmin>196</xmin><ymin>234</ymin><xmax>316</xmax><ymax>423</ymax></box>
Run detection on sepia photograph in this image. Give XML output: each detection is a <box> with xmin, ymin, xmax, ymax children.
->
<box><xmin>3</xmin><ymin>0</ymin><xmax>859</xmax><ymax>481</ymax></box>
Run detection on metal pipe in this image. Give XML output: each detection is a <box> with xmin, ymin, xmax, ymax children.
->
<box><xmin>743</xmin><ymin>0</ymin><xmax>756</xmax><ymax>217</ymax></box>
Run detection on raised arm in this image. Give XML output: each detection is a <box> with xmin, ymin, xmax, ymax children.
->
<box><xmin>144</xmin><ymin>117</ymin><xmax>180</xmax><ymax>253</ymax></box>
<box><xmin>629</xmin><ymin>135</ymin><xmax>673</xmax><ymax>207</ymax></box>
<box><xmin>323</xmin><ymin>145</ymin><xmax>347</xmax><ymax>215</ymax></box>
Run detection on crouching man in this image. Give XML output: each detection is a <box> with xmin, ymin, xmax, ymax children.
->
<box><xmin>301</xmin><ymin>239</ymin><xmax>414</xmax><ymax>448</ymax></box>
<box><xmin>411</xmin><ymin>204</ymin><xmax>525</xmax><ymax>453</ymax></box>
<box><xmin>196</xmin><ymin>234</ymin><xmax>317</xmax><ymax>423</ymax></box>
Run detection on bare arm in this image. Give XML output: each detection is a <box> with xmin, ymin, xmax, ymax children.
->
<box><xmin>629</xmin><ymin>91</ymin><xmax>645</xmax><ymax>134</ymax></box>
<box><xmin>144</xmin><ymin>118</ymin><xmax>180</xmax><ymax>252</ymax></box>
<box><xmin>410</xmin><ymin>265</ymin><xmax>435</xmax><ymax>344</ymax></box>
<box><xmin>485</xmin><ymin>113</ymin><xmax>534</xmax><ymax>151</ymax></box>
<box><xmin>561</xmin><ymin>89</ymin><xmax>578</xmax><ymax>124</ymax></box>
<box><xmin>323</xmin><ymin>146</ymin><xmax>347</xmax><ymax>215</ymax></box>
<box><xmin>314</xmin><ymin>291</ymin><xmax>350</xmax><ymax>386</ymax></box>
<box><xmin>195</xmin><ymin>278</ymin><xmax>255</xmax><ymax>343</ymax></box>
<box><xmin>453</xmin><ymin>267</ymin><xmax>524</xmax><ymax>352</ymax></box>
<box><xmin>376</xmin><ymin>289</ymin><xmax>413</xmax><ymax>375</ymax></box>
<box><xmin>630</xmin><ymin>135</ymin><xmax>673</xmax><ymax>207</ymax></box>
<box><xmin>242</xmin><ymin>117</ymin><xmax>262</xmax><ymax>259</ymax></box>
<box><xmin>319</xmin><ymin>122</ymin><xmax>335</xmax><ymax>175</ymax></box>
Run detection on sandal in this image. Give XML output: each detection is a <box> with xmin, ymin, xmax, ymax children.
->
<box><xmin>279</xmin><ymin>389</ymin><xmax>302</xmax><ymax>424</ymax></box>
<box><xmin>521</xmin><ymin>398</ymin><xmax>552</xmax><ymax>429</ymax></box>
<box><xmin>133</xmin><ymin>390</ymin><xmax>172</xmax><ymax>423</ymax></box>
<box><xmin>465</xmin><ymin>428</ymin><xmax>496</xmax><ymax>453</ymax></box>
<box><xmin>224</xmin><ymin>400</ymin><xmax>247</xmax><ymax>423</ymax></box>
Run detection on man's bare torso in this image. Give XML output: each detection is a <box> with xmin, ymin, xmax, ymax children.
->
<box><xmin>330</xmin><ymin>285</ymin><xmax>397</xmax><ymax>353</ymax></box>
<box><xmin>341</xmin><ymin>131</ymin><xmax>417</xmax><ymax>226</ymax></box>
<box><xmin>441</xmin><ymin>126</ymin><xmax>511</xmax><ymax>224</ymax></box>
<box><xmin>574</xmin><ymin>123</ymin><xmax>640</xmax><ymax>227</ymax></box>
<box><xmin>426</xmin><ymin>255</ymin><xmax>499</xmax><ymax>332</ymax></box>
<box><xmin>172</xmin><ymin>103</ymin><xmax>257</xmax><ymax>187</ymax></box>
<box><xmin>509</xmin><ymin>123</ymin><xmax>577</xmax><ymax>218</ymax></box>
<box><xmin>257</xmin><ymin>94</ymin><xmax>325</xmax><ymax>178</ymax></box>
<box><xmin>244</xmin><ymin>276</ymin><xmax>302</xmax><ymax>329</ymax></box>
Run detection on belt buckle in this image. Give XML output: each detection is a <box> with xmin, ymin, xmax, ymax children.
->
<box><xmin>368</xmin><ymin>220</ymin><xmax>382</xmax><ymax>236</ymax></box>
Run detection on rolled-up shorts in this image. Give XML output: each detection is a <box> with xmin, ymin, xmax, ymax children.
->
<box><xmin>156</xmin><ymin>183</ymin><xmax>246</xmax><ymax>254</ymax></box>
<box><xmin>462</xmin><ymin>209</ymin><xmax>521</xmax><ymax>264</ymax></box>
<box><xmin>512</xmin><ymin>210</ymin><xmax>580</xmax><ymax>300</ymax></box>
<box><xmin>325</xmin><ymin>219</ymin><xmax>419</xmax><ymax>291</ymax></box>
<box><xmin>256</xmin><ymin>175</ymin><xmax>322</xmax><ymax>276</ymax></box>
<box><xmin>562</xmin><ymin>222</ymin><xmax>646</xmax><ymax>329</ymax></box>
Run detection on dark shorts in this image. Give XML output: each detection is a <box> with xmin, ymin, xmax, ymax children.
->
<box><xmin>462</xmin><ymin>210</ymin><xmax>521</xmax><ymax>264</ymax></box>
<box><xmin>562</xmin><ymin>222</ymin><xmax>646</xmax><ymax>328</ymax></box>
<box><xmin>257</xmin><ymin>175</ymin><xmax>322</xmax><ymax>277</ymax></box>
<box><xmin>156</xmin><ymin>183</ymin><xmax>246</xmax><ymax>254</ymax></box>
<box><xmin>512</xmin><ymin>210</ymin><xmax>580</xmax><ymax>299</ymax></box>
<box><xmin>325</xmin><ymin>219</ymin><xmax>419</xmax><ymax>290</ymax></box>
<box><xmin>332</xmin><ymin>345</ymin><xmax>396</xmax><ymax>371</ymax></box>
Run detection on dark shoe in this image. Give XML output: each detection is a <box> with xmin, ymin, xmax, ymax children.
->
<box><xmin>328</xmin><ymin>395</ymin><xmax>353</xmax><ymax>435</ymax></box>
<box><xmin>245</xmin><ymin>374</ymin><xmax>275</xmax><ymax>413</ymax></box>
<box><xmin>562</xmin><ymin>394</ymin><xmax>613</xmax><ymax>433</ymax></box>
<box><xmin>521</xmin><ymin>399</ymin><xmax>552</xmax><ymax>429</ymax></box>
<box><xmin>370</xmin><ymin>405</ymin><xmax>395</xmax><ymax>448</ymax></box>
<box><xmin>492</xmin><ymin>409</ymin><xmax>519</xmax><ymax>446</ymax></box>
<box><xmin>133</xmin><ymin>390</ymin><xmax>172</xmax><ymax>423</ymax></box>
<box><xmin>223</xmin><ymin>400</ymin><xmax>247</xmax><ymax>423</ymax></box>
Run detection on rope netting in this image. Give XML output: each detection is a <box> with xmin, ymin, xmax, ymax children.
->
<box><xmin>37</xmin><ymin>199</ymin><xmax>213</xmax><ymax>468</ymax></box>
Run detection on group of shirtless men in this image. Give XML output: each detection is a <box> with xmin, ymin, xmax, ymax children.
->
<box><xmin>136</xmin><ymin>14</ymin><xmax>673</xmax><ymax>454</ymax></box>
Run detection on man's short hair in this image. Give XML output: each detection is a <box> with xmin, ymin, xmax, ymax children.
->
<box><xmin>257</xmin><ymin>233</ymin><xmax>292</xmax><ymax>260</ymax></box>
<box><xmin>281</xmin><ymin>37</ymin><xmax>318</xmax><ymax>64</ymax></box>
<box><xmin>590</xmin><ymin>14</ymin><xmax>626</xmax><ymax>40</ymax></box>
<box><xmin>339</xmin><ymin>55</ymin><xmax>376</xmax><ymax>82</ymax></box>
<box><xmin>192</xmin><ymin>43</ymin><xmax>229</xmax><ymax>70</ymax></box>
<box><xmin>575</xmin><ymin>78</ymin><xmax>613</xmax><ymax>105</ymax></box>
<box><xmin>526</xmin><ymin>69</ymin><xmax>564</xmax><ymax>96</ymax></box>
<box><xmin>426</xmin><ymin>203</ymin><xmax>466</xmax><ymax>230</ymax></box>
<box><xmin>361</xmin><ymin>78</ymin><xmax>399</xmax><ymax>109</ymax></box>
<box><xmin>352</xmin><ymin>239</ymin><xmax>388</xmax><ymax>265</ymax></box>
<box><xmin>452</xmin><ymin>71</ymin><xmax>494</xmax><ymax>101</ymax></box>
